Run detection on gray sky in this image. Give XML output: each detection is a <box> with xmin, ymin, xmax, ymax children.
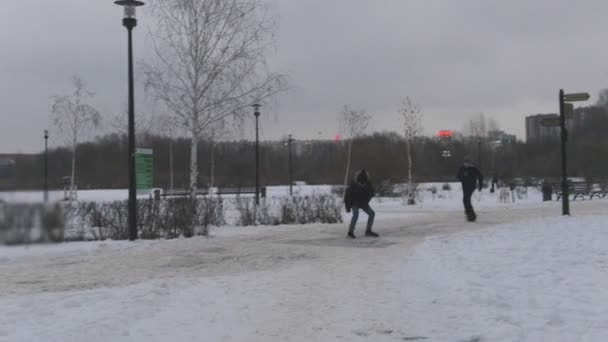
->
<box><xmin>2</xmin><ymin>0</ymin><xmax>608</xmax><ymax>153</ymax></box>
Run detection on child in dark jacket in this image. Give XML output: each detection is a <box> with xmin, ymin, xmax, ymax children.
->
<box><xmin>344</xmin><ymin>169</ymin><xmax>378</xmax><ymax>238</ymax></box>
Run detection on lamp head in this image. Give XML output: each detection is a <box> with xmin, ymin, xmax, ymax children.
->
<box><xmin>114</xmin><ymin>0</ymin><xmax>144</xmax><ymax>19</ymax></box>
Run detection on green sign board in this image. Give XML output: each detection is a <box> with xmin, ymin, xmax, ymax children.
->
<box><xmin>136</xmin><ymin>148</ymin><xmax>153</xmax><ymax>190</ymax></box>
<box><xmin>540</xmin><ymin>117</ymin><xmax>561</xmax><ymax>127</ymax></box>
<box><xmin>563</xmin><ymin>92</ymin><xmax>590</xmax><ymax>102</ymax></box>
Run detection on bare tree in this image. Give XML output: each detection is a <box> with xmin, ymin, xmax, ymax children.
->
<box><xmin>144</xmin><ymin>0</ymin><xmax>288</xmax><ymax>197</ymax></box>
<box><xmin>51</xmin><ymin>77</ymin><xmax>101</xmax><ymax>200</ymax></box>
<box><xmin>464</xmin><ymin>113</ymin><xmax>499</xmax><ymax>138</ymax></box>
<box><xmin>154</xmin><ymin>115</ymin><xmax>182</xmax><ymax>193</ymax></box>
<box><xmin>107</xmin><ymin>103</ymin><xmax>156</xmax><ymax>137</ymax></box>
<box><xmin>398</xmin><ymin>97</ymin><xmax>423</xmax><ymax>205</ymax></box>
<box><xmin>203</xmin><ymin>118</ymin><xmax>234</xmax><ymax>194</ymax></box>
<box><xmin>596</xmin><ymin>89</ymin><xmax>608</xmax><ymax>109</ymax></box>
<box><xmin>339</xmin><ymin>105</ymin><xmax>371</xmax><ymax>194</ymax></box>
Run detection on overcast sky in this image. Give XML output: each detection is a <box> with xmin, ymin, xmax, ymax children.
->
<box><xmin>2</xmin><ymin>0</ymin><xmax>608</xmax><ymax>153</ymax></box>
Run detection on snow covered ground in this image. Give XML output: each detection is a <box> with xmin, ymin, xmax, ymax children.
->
<box><xmin>1</xmin><ymin>193</ymin><xmax>607</xmax><ymax>341</ymax></box>
<box><xmin>0</xmin><ymin>184</ymin><xmax>337</xmax><ymax>203</ymax></box>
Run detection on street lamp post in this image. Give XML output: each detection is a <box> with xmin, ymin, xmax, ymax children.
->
<box><xmin>477</xmin><ymin>140</ymin><xmax>482</xmax><ymax>170</ymax></box>
<box><xmin>115</xmin><ymin>0</ymin><xmax>144</xmax><ymax>241</ymax></box>
<box><xmin>288</xmin><ymin>134</ymin><xmax>293</xmax><ymax>196</ymax></box>
<box><xmin>44</xmin><ymin>130</ymin><xmax>49</xmax><ymax>202</ymax></box>
<box><xmin>559</xmin><ymin>89</ymin><xmax>569</xmax><ymax>216</ymax></box>
<box><xmin>253</xmin><ymin>104</ymin><xmax>261</xmax><ymax>205</ymax></box>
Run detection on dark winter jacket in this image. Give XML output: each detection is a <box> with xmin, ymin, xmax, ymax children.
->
<box><xmin>457</xmin><ymin>165</ymin><xmax>484</xmax><ymax>192</ymax></box>
<box><xmin>344</xmin><ymin>170</ymin><xmax>374</xmax><ymax>210</ymax></box>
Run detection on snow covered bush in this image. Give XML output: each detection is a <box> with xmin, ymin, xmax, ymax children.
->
<box><xmin>331</xmin><ymin>185</ymin><xmax>344</xmax><ymax>197</ymax></box>
<box><xmin>375</xmin><ymin>179</ymin><xmax>397</xmax><ymax>197</ymax></box>
<box><xmin>62</xmin><ymin>197</ymin><xmax>225</xmax><ymax>241</ymax></box>
<box><xmin>235</xmin><ymin>194</ymin><xmax>342</xmax><ymax>226</ymax></box>
<box><xmin>0</xmin><ymin>202</ymin><xmax>65</xmax><ymax>245</ymax></box>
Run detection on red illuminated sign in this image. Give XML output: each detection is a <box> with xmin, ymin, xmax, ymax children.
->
<box><xmin>438</xmin><ymin>130</ymin><xmax>454</xmax><ymax>138</ymax></box>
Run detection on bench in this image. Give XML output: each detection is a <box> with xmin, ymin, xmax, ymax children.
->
<box><xmin>216</xmin><ymin>187</ymin><xmax>266</xmax><ymax>197</ymax></box>
<box><xmin>589</xmin><ymin>183</ymin><xmax>608</xmax><ymax>199</ymax></box>
<box><xmin>554</xmin><ymin>182</ymin><xmax>606</xmax><ymax>201</ymax></box>
<box><xmin>161</xmin><ymin>187</ymin><xmax>266</xmax><ymax>198</ymax></box>
<box><xmin>161</xmin><ymin>188</ymin><xmax>209</xmax><ymax>197</ymax></box>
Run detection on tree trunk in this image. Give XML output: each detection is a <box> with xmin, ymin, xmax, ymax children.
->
<box><xmin>407</xmin><ymin>139</ymin><xmax>415</xmax><ymax>205</ymax></box>
<box><xmin>70</xmin><ymin>138</ymin><xmax>77</xmax><ymax>201</ymax></box>
<box><xmin>189</xmin><ymin>133</ymin><xmax>199</xmax><ymax>198</ymax></box>
<box><xmin>342</xmin><ymin>139</ymin><xmax>353</xmax><ymax>198</ymax></box>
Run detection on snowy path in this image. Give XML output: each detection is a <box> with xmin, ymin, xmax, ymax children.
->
<box><xmin>0</xmin><ymin>200</ymin><xmax>580</xmax><ymax>296</ymax></box>
<box><xmin>1</xmin><ymin>200</ymin><xmax>607</xmax><ymax>341</ymax></box>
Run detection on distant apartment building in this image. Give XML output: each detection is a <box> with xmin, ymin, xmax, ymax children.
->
<box><xmin>0</xmin><ymin>154</ymin><xmax>18</xmax><ymax>189</ymax></box>
<box><xmin>0</xmin><ymin>153</ymin><xmax>38</xmax><ymax>190</ymax></box>
<box><xmin>488</xmin><ymin>130</ymin><xmax>516</xmax><ymax>144</ymax></box>
<box><xmin>525</xmin><ymin>114</ymin><xmax>571</xmax><ymax>142</ymax></box>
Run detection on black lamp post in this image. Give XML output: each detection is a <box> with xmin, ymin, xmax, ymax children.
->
<box><xmin>477</xmin><ymin>139</ymin><xmax>482</xmax><ymax>170</ymax></box>
<box><xmin>287</xmin><ymin>134</ymin><xmax>293</xmax><ymax>196</ymax></box>
<box><xmin>44</xmin><ymin>130</ymin><xmax>49</xmax><ymax>202</ymax></box>
<box><xmin>252</xmin><ymin>104</ymin><xmax>261</xmax><ymax>205</ymax></box>
<box><xmin>115</xmin><ymin>0</ymin><xmax>144</xmax><ymax>241</ymax></box>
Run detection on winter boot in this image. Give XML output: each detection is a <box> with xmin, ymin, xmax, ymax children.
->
<box><xmin>347</xmin><ymin>231</ymin><xmax>356</xmax><ymax>239</ymax></box>
<box><xmin>365</xmin><ymin>230</ymin><xmax>379</xmax><ymax>237</ymax></box>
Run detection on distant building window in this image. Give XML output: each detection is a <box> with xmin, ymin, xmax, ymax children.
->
<box><xmin>0</xmin><ymin>158</ymin><xmax>16</xmax><ymax>178</ymax></box>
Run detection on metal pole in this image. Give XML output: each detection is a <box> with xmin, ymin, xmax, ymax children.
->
<box><xmin>477</xmin><ymin>140</ymin><xmax>482</xmax><ymax>170</ymax></box>
<box><xmin>288</xmin><ymin>134</ymin><xmax>293</xmax><ymax>196</ymax></box>
<box><xmin>124</xmin><ymin>18</ymin><xmax>138</xmax><ymax>240</ymax></box>
<box><xmin>559</xmin><ymin>89</ymin><xmax>570</xmax><ymax>215</ymax></box>
<box><xmin>253</xmin><ymin>104</ymin><xmax>261</xmax><ymax>205</ymax></box>
<box><xmin>169</xmin><ymin>140</ymin><xmax>174</xmax><ymax>193</ymax></box>
<box><xmin>44</xmin><ymin>130</ymin><xmax>49</xmax><ymax>202</ymax></box>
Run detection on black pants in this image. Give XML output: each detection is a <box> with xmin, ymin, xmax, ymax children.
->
<box><xmin>463</xmin><ymin>188</ymin><xmax>476</xmax><ymax>220</ymax></box>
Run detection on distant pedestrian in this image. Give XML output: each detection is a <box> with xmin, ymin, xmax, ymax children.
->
<box><xmin>490</xmin><ymin>171</ymin><xmax>498</xmax><ymax>193</ymax></box>
<box><xmin>344</xmin><ymin>169</ymin><xmax>378</xmax><ymax>238</ymax></box>
<box><xmin>457</xmin><ymin>158</ymin><xmax>484</xmax><ymax>222</ymax></box>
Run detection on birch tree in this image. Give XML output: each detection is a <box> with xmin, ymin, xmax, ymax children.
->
<box><xmin>465</xmin><ymin>113</ymin><xmax>499</xmax><ymax>138</ymax></box>
<box><xmin>398</xmin><ymin>97</ymin><xmax>423</xmax><ymax>205</ymax></box>
<box><xmin>144</xmin><ymin>0</ymin><xmax>287</xmax><ymax>196</ymax></box>
<box><xmin>155</xmin><ymin>115</ymin><xmax>181</xmax><ymax>193</ymax></box>
<box><xmin>203</xmin><ymin>118</ymin><xmax>232</xmax><ymax>194</ymax></box>
<box><xmin>107</xmin><ymin>104</ymin><xmax>155</xmax><ymax>137</ymax></box>
<box><xmin>51</xmin><ymin>77</ymin><xmax>101</xmax><ymax>200</ymax></box>
<box><xmin>339</xmin><ymin>105</ymin><xmax>370</xmax><ymax>194</ymax></box>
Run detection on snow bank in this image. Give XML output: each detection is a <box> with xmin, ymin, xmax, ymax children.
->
<box><xmin>2</xmin><ymin>208</ymin><xmax>608</xmax><ymax>341</ymax></box>
<box><xmin>401</xmin><ymin>215</ymin><xmax>608</xmax><ymax>341</ymax></box>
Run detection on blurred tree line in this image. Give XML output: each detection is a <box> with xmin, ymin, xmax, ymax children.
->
<box><xmin>4</xmin><ymin>109</ymin><xmax>608</xmax><ymax>191</ymax></box>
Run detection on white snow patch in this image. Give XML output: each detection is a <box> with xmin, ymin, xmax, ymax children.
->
<box><xmin>2</xmin><ymin>202</ymin><xmax>607</xmax><ymax>341</ymax></box>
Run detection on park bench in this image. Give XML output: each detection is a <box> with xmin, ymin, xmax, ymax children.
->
<box><xmin>160</xmin><ymin>188</ymin><xmax>209</xmax><ymax>197</ymax></box>
<box><xmin>216</xmin><ymin>187</ymin><xmax>266</xmax><ymax>198</ymax></box>
<box><xmin>589</xmin><ymin>183</ymin><xmax>608</xmax><ymax>199</ymax></box>
<box><xmin>554</xmin><ymin>181</ymin><xmax>603</xmax><ymax>201</ymax></box>
<box><xmin>161</xmin><ymin>187</ymin><xmax>266</xmax><ymax>198</ymax></box>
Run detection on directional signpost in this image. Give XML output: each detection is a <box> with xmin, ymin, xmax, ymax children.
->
<box><xmin>540</xmin><ymin>117</ymin><xmax>561</xmax><ymax>127</ymax></box>
<box><xmin>563</xmin><ymin>93</ymin><xmax>590</xmax><ymax>102</ymax></box>
<box><xmin>559</xmin><ymin>89</ymin><xmax>589</xmax><ymax>216</ymax></box>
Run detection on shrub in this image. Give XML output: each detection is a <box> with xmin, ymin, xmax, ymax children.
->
<box><xmin>62</xmin><ymin>197</ymin><xmax>225</xmax><ymax>241</ymax></box>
